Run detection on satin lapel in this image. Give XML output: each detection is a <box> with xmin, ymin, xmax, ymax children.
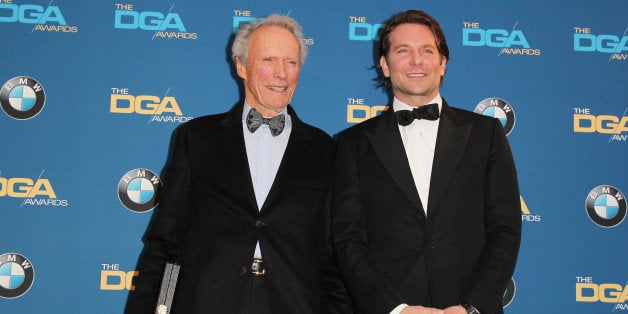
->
<box><xmin>261</xmin><ymin>106</ymin><xmax>312</xmax><ymax>212</ymax></box>
<box><xmin>427</xmin><ymin>101</ymin><xmax>472</xmax><ymax>217</ymax></box>
<box><xmin>365</xmin><ymin>109</ymin><xmax>423</xmax><ymax>213</ymax></box>
<box><xmin>217</xmin><ymin>105</ymin><xmax>259</xmax><ymax>213</ymax></box>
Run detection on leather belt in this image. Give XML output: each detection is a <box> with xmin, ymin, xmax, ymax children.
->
<box><xmin>251</xmin><ymin>259</ymin><xmax>266</xmax><ymax>276</ymax></box>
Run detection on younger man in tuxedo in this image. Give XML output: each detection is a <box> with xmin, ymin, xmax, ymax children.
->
<box><xmin>332</xmin><ymin>10</ymin><xmax>521</xmax><ymax>314</ymax></box>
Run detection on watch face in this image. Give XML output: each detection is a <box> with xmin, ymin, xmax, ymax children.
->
<box><xmin>469</xmin><ymin>307</ymin><xmax>481</xmax><ymax>314</ymax></box>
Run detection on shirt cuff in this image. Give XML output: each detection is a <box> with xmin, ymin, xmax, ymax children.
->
<box><xmin>390</xmin><ymin>303</ymin><xmax>409</xmax><ymax>314</ymax></box>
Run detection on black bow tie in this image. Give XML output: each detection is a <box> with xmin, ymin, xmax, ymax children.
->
<box><xmin>395</xmin><ymin>103</ymin><xmax>440</xmax><ymax>126</ymax></box>
<box><xmin>246</xmin><ymin>108</ymin><xmax>286</xmax><ymax>136</ymax></box>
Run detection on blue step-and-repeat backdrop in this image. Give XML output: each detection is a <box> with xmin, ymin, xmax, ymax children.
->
<box><xmin>1</xmin><ymin>1</ymin><xmax>627</xmax><ymax>313</ymax></box>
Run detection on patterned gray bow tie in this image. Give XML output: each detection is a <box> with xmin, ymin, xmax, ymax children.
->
<box><xmin>246</xmin><ymin>108</ymin><xmax>286</xmax><ymax>136</ymax></box>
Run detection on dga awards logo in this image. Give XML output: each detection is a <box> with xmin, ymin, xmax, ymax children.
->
<box><xmin>0</xmin><ymin>253</ymin><xmax>34</xmax><ymax>299</ymax></box>
<box><xmin>0</xmin><ymin>171</ymin><xmax>68</xmax><ymax>207</ymax></box>
<box><xmin>474</xmin><ymin>98</ymin><xmax>516</xmax><ymax>135</ymax></box>
<box><xmin>0</xmin><ymin>2</ymin><xmax>78</xmax><ymax>33</ymax></box>
<box><xmin>109</xmin><ymin>87</ymin><xmax>193</xmax><ymax>124</ymax></box>
<box><xmin>576</xmin><ymin>276</ymin><xmax>628</xmax><ymax>311</ymax></box>
<box><xmin>586</xmin><ymin>185</ymin><xmax>626</xmax><ymax>228</ymax></box>
<box><xmin>118</xmin><ymin>168</ymin><xmax>162</xmax><ymax>213</ymax></box>
<box><xmin>573</xmin><ymin>107</ymin><xmax>628</xmax><ymax>142</ymax></box>
<box><xmin>100</xmin><ymin>263</ymin><xmax>137</xmax><ymax>291</ymax></box>
<box><xmin>502</xmin><ymin>278</ymin><xmax>516</xmax><ymax>308</ymax></box>
<box><xmin>346</xmin><ymin>97</ymin><xmax>387</xmax><ymax>123</ymax></box>
<box><xmin>348</xmin><ymin>16</ymin><xmax>382</xmax><ymax>41</ymax></box>
<box><xmin>1</xmin><ymin>76</ymin><xmax>45</xmax><ymax>120</ymax></box>
<box><xmin>114</xmin><ymin>3</ymin><xmax>197</xmax><ymax>39</ymax></box>
<box><xmin>462</xmin><ymin>21</ymin><xmax>541</xmax><ymax>56</ymax></box>
<box><xmin>573</xmin><ymin>26</ymin><xmax>628</xmax><ymax>61</ymax></box>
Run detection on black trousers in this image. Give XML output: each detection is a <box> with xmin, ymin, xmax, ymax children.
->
<box><xmin>248</xmin><ymin>274</ymin><xmax>272</xmax><ymax>314</ymax></box>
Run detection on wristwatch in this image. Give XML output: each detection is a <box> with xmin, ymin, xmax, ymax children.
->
<box><xmin>459</xmin><ymin>302</ymin><xmax>481</xmax><ymax>314</ymax></box>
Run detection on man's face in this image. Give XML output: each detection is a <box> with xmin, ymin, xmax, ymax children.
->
<box><xmin>236</xmin><ymin>25</ymin><xmax>301</xmax><ymax>117</ymax></box>
<box><xmin>380</xmin><ymin>23</ymin><xmax>447</xmax><ymax>107</ymax></box>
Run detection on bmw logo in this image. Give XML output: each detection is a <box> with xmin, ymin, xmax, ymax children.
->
<box><xmin>0</xmin><ymin>76</ymin><xmax>46</xmax><ymax>120</ymax></box>
<box><xmin>586</xmin><ymin>185</ymin><xmax>626</xmax><ymax>228</ymax></box>
<box><xmin>118</xmin><ymin>168</ymin><xmax>162</xmax><ymax>213</ymax></box>
<box><xmin>0</xmin><ymin>253</ymin><xmax>35</xmax><ymax>299</ymax></box>
<box><xmin>474</xmin><ymin>97</ymin><xmax>516</xmax><ymax>135</ymax></box>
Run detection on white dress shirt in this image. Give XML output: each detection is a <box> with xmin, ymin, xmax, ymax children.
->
<box><xmin>394</xmin><ymin>95</ymin><xmax>442</xmax><ymax>214</ymax></box>
<box><xmin>390</xmin><ymin>95</ymin><xmax>442</xmax><ymax>314</ymax></box>
<box><xmin>242</xmin><ymin>103</ymin><xmax>292</xmax><ymax>259</ymax></box>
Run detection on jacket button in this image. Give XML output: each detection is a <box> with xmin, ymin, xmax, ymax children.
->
<box><xmin>239</xmin><ymin>267</ymin><xmax>247</xmax><ymax>275</ymax></box>
<box><xmin>255</xmin><ymin>220</ymin><xmax>265</xmax><ymax>229</ymax></box>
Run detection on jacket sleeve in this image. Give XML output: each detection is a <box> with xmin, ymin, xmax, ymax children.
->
<box><xmin>318</xmin><ymin>182</ymin><xmax>354</xmax><ymax>313</ymax></box>
<box><xmin>125</xmin><ymin>126</ymin><xmax>194</xmax><ymax>314</ymax></box>
<box><xmin>459</xmin><ymin>119</ymin><xmax>522</xmax><ymax>313</ymax></box>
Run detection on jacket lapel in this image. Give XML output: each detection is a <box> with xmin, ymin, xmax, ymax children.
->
<box><xmin>427</xmin><ymin>100</ymin><xmax>472</xmax><ymax>217</ymax></box>
<box><xmin>217</xmin><ymin>104</ymin><xmax>259</xmax><ymax>213</ymax></box>
<box><xmin>365</xmin><ymin>109</ymin><xmax>424</xmax><ymax>214</ymax></box>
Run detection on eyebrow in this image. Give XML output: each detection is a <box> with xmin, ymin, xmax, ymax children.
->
<box><xmin>392</xmin><ymin>42</ymin><xmax>436</xmax><ymax>50</ymax></box>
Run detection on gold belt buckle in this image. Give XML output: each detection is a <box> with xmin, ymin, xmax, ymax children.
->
<box><xmin>251</xmin><ymin>259</ymin><xmax>266</xmax><ymax>276</ymax></box>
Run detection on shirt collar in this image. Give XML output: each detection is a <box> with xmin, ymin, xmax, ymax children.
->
<box><xmin>392</xmin><ymin>95</ymin><xmax>442</xmax><ymax>113</ymax></box>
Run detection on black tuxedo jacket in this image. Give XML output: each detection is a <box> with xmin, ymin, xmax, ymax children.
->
<box><xmin>332</xmin><ymin>100</ymin><xmax>521</xmax><ymax>314</ymax></box>
<box><xmin>126</xmin><ymin>104</ymin><xmax>350</xmax><ymax>313</ymax></box>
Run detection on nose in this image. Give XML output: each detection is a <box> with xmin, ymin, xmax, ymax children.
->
<box><xmin>274</xmin><ymin>62</ymin><xmax>287</xmax><ymax>79</ymax></box>
<box><xmin>410</xmin><ymin>51</ymin><xmax>423</xmax><ymax>66</ymax></box>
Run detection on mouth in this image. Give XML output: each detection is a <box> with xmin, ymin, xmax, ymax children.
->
<box><xmin>267</xmin><ymin>85</ymin><xmax>288</xmax><ymax>92</ymax></box>
<box><xmin>406</xmin><ymin>73</ymin><xmax>427</xmax><ymax>78</ymax></box>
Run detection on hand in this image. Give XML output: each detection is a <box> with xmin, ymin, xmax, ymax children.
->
<box><xmin>443</xmin><ymin>305</ymin><xmax>467</xmax><ymax>314</ymax></box>
<box><xmin>400</xmin><ymin>305</ymin><xmax>444</xmax><ymax>314</ymax></box>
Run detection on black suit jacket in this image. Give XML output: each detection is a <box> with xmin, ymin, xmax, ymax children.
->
<box><xmin>332</xmin><ymin>100</ymin><xmax>521</xmax><ymax>314</ymax></box>
<box><xmin>126</xmin><ymin>104</ymin><xmax>350</xmax><ymax>313</ymax></box>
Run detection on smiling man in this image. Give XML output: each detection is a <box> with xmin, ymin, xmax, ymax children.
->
<box><xmin>332</xmin><ymin>10</ymin><xmax>522</xmax><ymax>314</ymax></box>
<box><xmin>125</xmin><ymin>14</ymin><xmax>350</xmax><ymax>314</ymax></box>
